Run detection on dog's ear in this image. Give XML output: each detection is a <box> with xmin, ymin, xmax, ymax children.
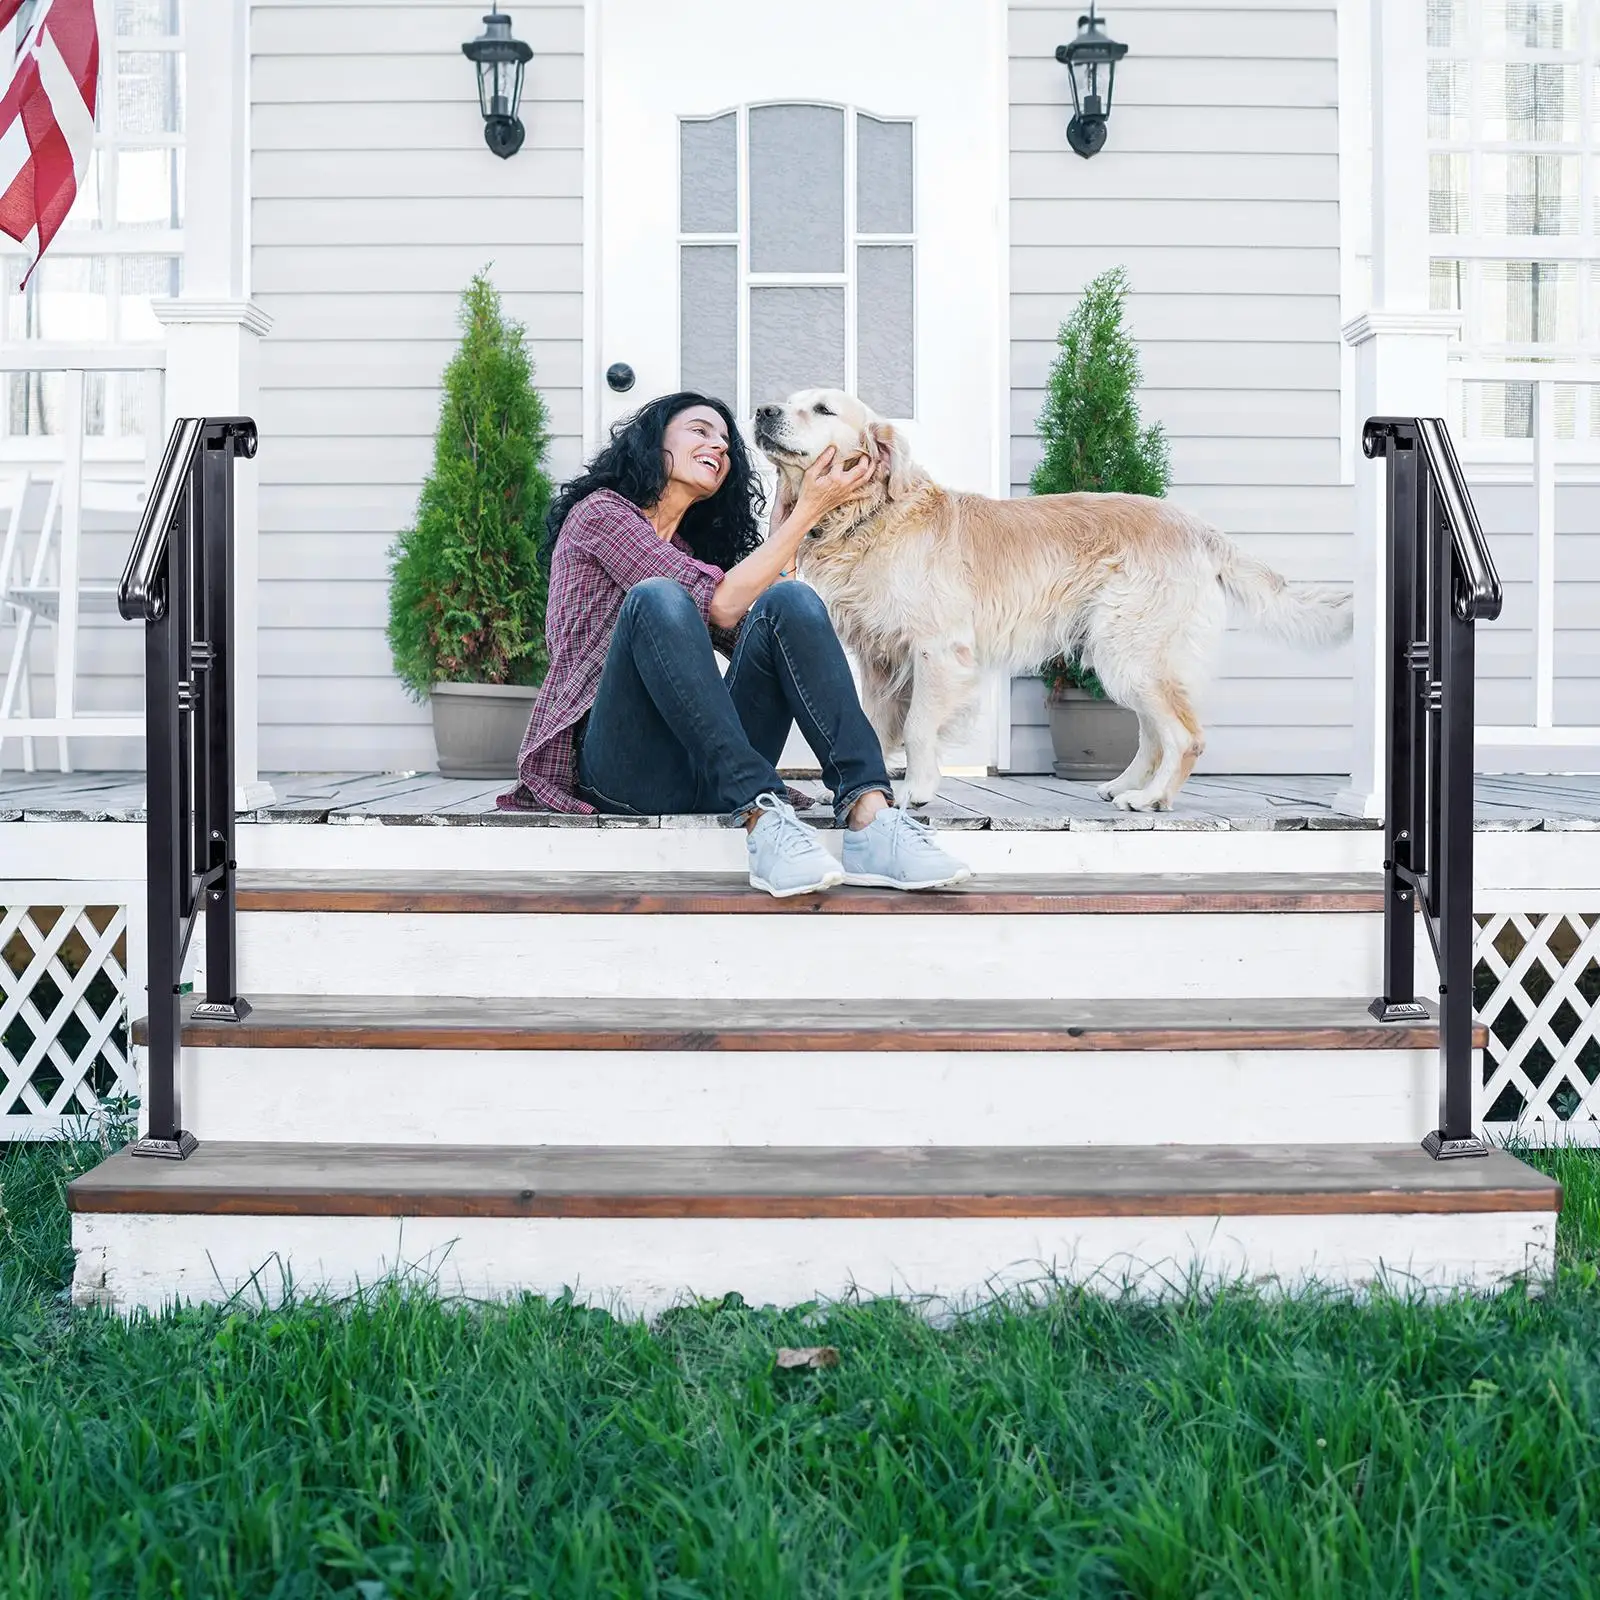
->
<box><xmin>868</xmin><ymin>419</ymin><xmax>916</xmax><ymax>501</ymax></box>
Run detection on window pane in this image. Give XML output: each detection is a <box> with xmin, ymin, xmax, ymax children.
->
<box><xmin>1480</xmin><ymin>1</ymin><xmax>1577</xmax><ymax>53</ymax></box>
<box><xmin>749</xmin><ymin>105</ymin><xmax>844</xmax><ymax>272</ymax></box>
<box><xmin>1429</xmin><ymin>153</ymin><xmax>1470</xmax><ymax>233</ymax></box>
<box><xmin>116</xmin><ymin>147</ymin><xmax>184</xmax><ymax>229</ymax></box>
<box><xmin>1464</xmin><ymin>380</ymin><xmax>1535</xmax><ymax>439</ymax></box>
<box><xmin>680</xmin><ymin>114</ymin><xmax>736</xmax><ymax>234</ymax></box>
<box><xmin>118</xmin><ymin>254</ymin><xmax>180</xmax><ymax>340</ymax></box>
<box><xmin>856</xmin><ymin>246</ymin><xmax>913</xmax><ymax>417</ymax></box>
<box><xmin>1430</xmin><ymin>257</ymin><xmax>1466</xmax><ymax>311</ymax></box>
<box><xmin>1428</xmin><ymin>63</ymin><xmax>1470</xmax><ymax>141</ymax></box>
<box><xmin>117</xmin><ymin>50</ymin><xmax>184</xmax><ymax>135</ymax></box>
<box><xmin>1481</xmin><ymin>153</ymin><xmax>1579</xmax><ymax>233</ymax></box>
<box><xmin>1476</xmin><ymin>260</ymin><xmax>1579</xmax><ymax>343</ymax></box>
<box><xmin>115</xmin><ymin>0</ymin><xmax>182</xmax><ymax>35</ymax></box>
<box><xmin>857</xmin><ymin>115</ymin><xmax>913</xmax><ymax>234</ymax></box>
<box><xmin>1480</xmin><ymin>63</ymin><xmax>1579</xmax><ymax>141</ymax></box>
<box><xmin>1428</xmin><ymin>0</ymin><xmax>1467</xmax><ymax>48</ymax></box>
<box><xmin>5</xmin><ymin>255</ymin><xmax>109</xmax><ymax>340</ymax></box>
<box><xmin>749</xmin><ymin>286</ymin><xmax>845</xmax><ymax>408</ymax></box>
<box><xmin>680</xmin><ymin>246</ymin><xmax>737</xmax><ymax>402</ymax></box>
<box><xmin>65</xmin><ymin>149</ymin><xmax>106</xmax><ymax>229</ymax></box>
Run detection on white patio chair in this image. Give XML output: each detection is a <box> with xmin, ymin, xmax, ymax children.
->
<box><xmin>0</xmin><ymin>471</ymin><xmax>148</xmax><ymax>772</ymax></box>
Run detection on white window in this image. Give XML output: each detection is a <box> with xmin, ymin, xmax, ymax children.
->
<box><xmin>2</xmin><ymin>0</ymin><xmax>184</xmax><ymax>453</ymax></box>
<box><xmin>1426</xmin><ymin>0</ymin><xmax>1599</xmax><ymax>447</ymax></box>
<box><xmin>678</xmin><ymin>103</ymin><xmax>916</xmax><ymax>421</ymax></box>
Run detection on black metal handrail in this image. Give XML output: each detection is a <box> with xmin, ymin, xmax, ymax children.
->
<box><xmin>118</xmin><ymin>416</ymin><xmax>258</xmax><ymax>1159</ymax></box>
<box><xmin>1362</xmin><ymin>415</ymin><xmax>1502</xmax><ymax>1162</ymax></box>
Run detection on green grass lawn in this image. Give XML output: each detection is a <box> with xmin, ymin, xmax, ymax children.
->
<box><xmin>2</xmin><ymin>1139</ymin><xmax>1599</xmax><ymax>1599</ymax></box>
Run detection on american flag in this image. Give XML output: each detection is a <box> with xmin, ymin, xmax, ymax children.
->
<box><xmin>0</xmin><ymin>0</ymin><xmax>98</xmax><ymax>283</ymax></box>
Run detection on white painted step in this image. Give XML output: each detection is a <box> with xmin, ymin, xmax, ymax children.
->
<box><xmin>229</xmin><ymin>872</ymin><xmax>1394</xmax><ymax>1001</ymax></box>
<box><xmin>69</xmin><ymin>1142</ymin><xmax>1560</xmax><ymax>1314</ymax></box>
<box><xmin>151</xmin><ymin>994</ymin><xmax>1464</xmax><ymax>1149</ymax></box>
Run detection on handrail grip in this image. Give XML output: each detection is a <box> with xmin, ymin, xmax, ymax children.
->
<box><xmin>1417</xmin><ymin>418</ymin><xmax>1502</xmax><ymax>624</ymax></box>
<box><xmin>116</xmin><ymin>417</ymin><xmax>203</xmax><ymax>623</ymax></box>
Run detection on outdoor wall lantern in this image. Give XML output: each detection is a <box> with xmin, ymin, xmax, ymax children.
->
<box><xmin>463</xmin><ymin>8</ymin><xmax>533</xmax><ymax>159</ymax></box>
<box><xmin>1055</xmin><ymin>4</ymin><xmax>1128</xmax><ymax>159</ymax></box>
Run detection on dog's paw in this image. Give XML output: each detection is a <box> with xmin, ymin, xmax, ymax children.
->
<box><xmin>1113</xmin><ymin>789</ymin><xmax>1171</xmax><ymax>813</ymax></box>
<box><xmin>1095</xmin><ymin>780</ymin><xmax>1122</xmax><ymax>802</ymax></box>
<box><xmin>903</xmin><ymin>773</ymin><xmax>941</xmax><ymax>807</ymax></box>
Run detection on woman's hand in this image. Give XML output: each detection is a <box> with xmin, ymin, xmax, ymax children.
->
<box><xmin>791</xmin><ymin>446</ymin><xmax>876</xmax><ymax>525</ymax></box>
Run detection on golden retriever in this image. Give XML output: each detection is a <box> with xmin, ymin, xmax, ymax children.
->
<box><xmin>753</xmin><ymin>388</ymin><xmax>1353</xmax><ymax>811</ymax></box>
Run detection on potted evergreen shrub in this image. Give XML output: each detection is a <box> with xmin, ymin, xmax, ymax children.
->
<box><xmin>1030</xmin><ymin>266</ymin><xmax>1171</xmax><ymax>781</ymax></box>
<box><xmin>388</xmin><ymin>271</ymin><xmax>553</xmax><ymax>777</ymax></box>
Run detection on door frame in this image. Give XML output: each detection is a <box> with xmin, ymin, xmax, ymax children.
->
<box><xmin>579</xmin><ymin>0</ymin><xmax>1013</xmax><ymax>769</ymax></box>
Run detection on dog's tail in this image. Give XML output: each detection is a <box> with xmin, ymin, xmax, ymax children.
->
<box><xmin>1202</xmin><ymin>526</ymin><xmax>1353</xmax><ymax>648</ymax></box>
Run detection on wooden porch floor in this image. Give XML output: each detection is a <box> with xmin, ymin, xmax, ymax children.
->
<box><xmin>2</xmin><ymin>770</ymin><xmax>1599</xmax><ymax>829</ymax></box>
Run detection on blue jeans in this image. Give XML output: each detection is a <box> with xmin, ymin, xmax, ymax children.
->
<box><xmin>576</xmin><ymin>577</ymin><xmax>893</xmax><ymax>819</ymax></box>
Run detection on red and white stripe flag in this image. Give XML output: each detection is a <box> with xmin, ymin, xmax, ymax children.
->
<box><xmin>0</xmin><ymin>0</ymin><xmax>98</xmax><ymax>284</ymax></box>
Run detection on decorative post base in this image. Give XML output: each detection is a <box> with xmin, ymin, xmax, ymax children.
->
<box><xmin>1369</xmin><ymin>996</ymin><xmax>1430</xmax><ymax>1023</ymax></box>
<box><xmin>130</xmin><ymin>1130</ymin><xmax>199</xmax><ymax>1160</ymax></box>
<box><xmin>190</xmin><ymin>996</ymin><xmax>253</xmax><ymax>1022</ymax></box>
<box><xmin>1422</xmin><ymin>1130</ymin><xmax>1490</xmax><ymax>1161</ymax></box>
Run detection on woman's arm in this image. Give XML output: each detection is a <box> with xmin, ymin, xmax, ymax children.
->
<box><xmin>707</xmin><ymin>448</ymin><xmax>875</xmax><ymax>631</ymax></box>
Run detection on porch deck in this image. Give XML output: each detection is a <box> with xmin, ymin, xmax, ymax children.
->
<box><xmin>3</xmin><ymin>770</ymin><xmax>1599</xmax><ymax>830</ymax></box>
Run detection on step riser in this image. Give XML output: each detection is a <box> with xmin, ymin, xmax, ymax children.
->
<box><xmin>176</xmin><ymin>1047</ymin><xmax>1441</xmax><ymax>1147</ymax></box>
<box><xmin>236</xmin><ymin>827</ymin><xmax>1383</xmax><ymax>878</ymax></box>
<box><xmin>72</xmin><ymin>1210</ymin><xmax>1557</xmax><ymax>1314</ymax></box>
<box><xmin>235</xmin><ymin>912</ymin><xmax>1393</xmax><ymax>999</ymax></box>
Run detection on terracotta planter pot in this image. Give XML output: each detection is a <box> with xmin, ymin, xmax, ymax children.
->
<box><xmin>1046</xmin><ymin>684</ymin><xmax>1140</xmax><ymax>782</ymax></box>
<box><xmin>429</xmin><ymin>681</ymin><xmax>538</xmax><ymax>779</ymax></box>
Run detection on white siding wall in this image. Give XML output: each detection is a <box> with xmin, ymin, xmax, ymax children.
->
<box><xmin>251</xmin><ymin>0</ymin><xmax>585</xmax><ymax>771</ymax></box>
<box><xmin>1006</xmin><ymin>1</ymin><xmax>1352</xmax><ymax>773</ymax></box>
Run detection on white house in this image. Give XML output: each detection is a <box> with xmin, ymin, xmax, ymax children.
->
<box><xmin>2</xmin><ymin>0</ymin><xmax>1597</xmax><ymax>1311</ymax></box>
<box><xmin>3</xmin><ymin>0</ymin><xmax>1596</xmax><ymax>789</ymax></box>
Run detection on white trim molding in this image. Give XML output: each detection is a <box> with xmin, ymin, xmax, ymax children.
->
<box><xmin>151</xmin><ymin>299</ymin><xmax>274</xmax><ymax>339</ymax></box>
<box><xmin>1342</xmin><ymin>310</ymin><xmax>1463</xmax><ymax>347</ymax></box>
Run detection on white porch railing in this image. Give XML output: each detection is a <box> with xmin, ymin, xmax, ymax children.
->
<box><xmin>0</xmin><ymin>345</ymin><xmax>165</xmax><ymax>770</ymax></box>
<box><xmin>1450</xmin><ymin>359</ymin><xmax>1600</xmax><ymax>764</ymax></box>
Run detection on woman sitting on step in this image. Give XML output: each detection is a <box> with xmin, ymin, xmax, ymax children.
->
<box><xmin>498</xmin><ymin>391</ymin><xmax>971</xmax><ymax>898</ymax></box>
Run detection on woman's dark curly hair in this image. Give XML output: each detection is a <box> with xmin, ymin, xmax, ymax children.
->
<box><xmin>543</xmin><ymin>392</ymin><xmax>765</xmax><ymax>571</ymax></box>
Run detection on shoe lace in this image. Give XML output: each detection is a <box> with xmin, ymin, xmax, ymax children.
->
<box><xmin>752</xmin><ymin>793</ymin><xmax>817</xmax><ymax>859</ymax></box>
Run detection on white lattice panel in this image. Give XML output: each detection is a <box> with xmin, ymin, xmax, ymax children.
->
<box><xmin>1477</xmin><ymin>911</ymin><xmax>1600</xmax><ymax>1144</ymax></box>
<box><xmin>1</xmin><ymin>902</ymin><xmax>135</xmax><ymax>1140</ymax></box>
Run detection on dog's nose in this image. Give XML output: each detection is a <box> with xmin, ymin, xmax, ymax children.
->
<box><xmin>755</xmin><ymin>404</ymin><xmax>781</xmax><ymax>422</ymax></box>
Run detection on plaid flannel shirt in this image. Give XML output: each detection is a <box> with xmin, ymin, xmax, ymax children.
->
<box><xmin>497</xmin><ymin>489</ymin><xmax>728</xmax><ymax>813</ymax></box>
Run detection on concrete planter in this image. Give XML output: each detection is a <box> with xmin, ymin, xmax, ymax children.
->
<box><xmin>1046</xmin><ymin>684</ymin><xmax>1140</xmax><ymax>781</ymax></box>
<box><xmin>429</xmin><ymin>681</ymin><xmax>539</xmax><ymax>778</ymax></box>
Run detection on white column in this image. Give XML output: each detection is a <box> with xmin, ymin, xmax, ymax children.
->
<box><xmin>1334</xmin><ymin>0</ymin><xmax>1461</xmax><ymax>817</ymax></box>
<box><xmin>151</xmin><ymin>0</ymin><xmax>275</xmax><ymax>810</ymax></box>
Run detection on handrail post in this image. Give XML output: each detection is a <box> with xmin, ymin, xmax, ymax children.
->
<box><xmin>1362</xmin><ymin>416</ymin><xmax>1499</xmax><ymax>1162</ymax></box>
<box><xmin>192</xmin><ymin>426</ymin><xmax>251</xmax><ymax>1025</ymax></box>
<box><xmin>1424</xmin><ymin>534</ymin><xmax>1489</xmax><ymax>1160</ymax></box>
<box><xmin>122</xmin><ymin>416</ymin><xmax>257</xmax><ymax>1160</ymax></box>
<box><xmin>133</xmin><ymin>477</ymin><xmax>193</xmax><ymax>1159</ymax></box>
<box><xmin>1369</xmin><ymin>425</ymin><xmax>1427</xmax><ymax>1024</ymax></box>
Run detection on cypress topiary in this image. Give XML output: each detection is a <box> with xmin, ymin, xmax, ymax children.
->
<box><xmin>387</xmin><ymin>270</ymin><xmax>553</xmax><ymax>699</ymax></box>
<box><xmin>1031</xmin><ymin>265</ymin><xmax>1170</xmax><ymax>698</ymax></box>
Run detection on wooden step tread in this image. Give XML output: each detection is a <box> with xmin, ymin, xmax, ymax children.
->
<box><xmin>136</xmin><ymin>994</ymin><xmax>1479</xmax><ymax>1053</ymax></box>
<box><xmin>69</xmin><ymin>1142</ymin><xmax>1560</xmax><ymax>1219</ymax></box>
<box><xmin>235</xmin><ymin>870</ymin><xmax>1385</xmax><ymax>916</ymax></box>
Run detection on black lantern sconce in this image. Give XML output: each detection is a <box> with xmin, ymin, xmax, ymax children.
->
<box><xmin>463</xmin><ymin>9</ymin><xmax>533</xmax><ymax>159</ymax></box>
<box><xmin>1054</xmin><ymin>4</ymin><xmax>1128</xmax><ymax>159</ymax></box>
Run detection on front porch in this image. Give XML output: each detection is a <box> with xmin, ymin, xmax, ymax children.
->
<box><xmin>6</xmin><ymin>768</ymin><xmax>1600</xmax><ymax>832</ymax></box>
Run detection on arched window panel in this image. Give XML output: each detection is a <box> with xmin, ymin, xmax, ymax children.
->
<box><xmin>680</xmin><ymin>113</ymin><xmax>737</xmax><ymax>235</ymax></box>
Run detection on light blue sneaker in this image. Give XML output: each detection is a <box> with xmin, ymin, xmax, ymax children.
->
<box><xmin>842</xmin><ymin>805</ymin><xmax>974</xmax><ymax>890</ymax></box>
<box><xmin>746</xmin><ymin>793</ymin><xmax>845</xmax><ymax>898</ymax></box>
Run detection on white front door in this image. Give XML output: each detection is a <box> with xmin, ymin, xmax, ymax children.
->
<box><xmin>592</xmin><ymin>0</ymin><xmax>1006</xmax><ymax>775</ymax></box>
